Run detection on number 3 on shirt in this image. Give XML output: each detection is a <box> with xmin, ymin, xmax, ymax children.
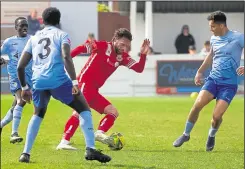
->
<box><xmin>38</xmin><ymin>38</ymin><xmax>51</xmax><ymax>59</ymax></box>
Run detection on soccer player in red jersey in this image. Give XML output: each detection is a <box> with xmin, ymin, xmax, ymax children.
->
<box><xmin>56</xmin><ymin>28</ymin><xmax>150</xmax><ymax>150</ymax></box>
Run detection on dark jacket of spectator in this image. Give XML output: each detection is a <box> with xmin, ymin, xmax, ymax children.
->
<box><xmin>27</xmin><ymin>15</ymin><xmax>40</xmax><ymax>35</ymax></box>
<box><xmin>175</xmin><ymin>25</ymin><xmax>195</xmax><ymax>54</ymax></box>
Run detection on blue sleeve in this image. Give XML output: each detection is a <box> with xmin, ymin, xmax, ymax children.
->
<box><xmin>23</xmin><ymin>38</ymin><xmax>32</xmax><ymax>54</ymax></box>
<box><xmin>61</xmin><ymin>32</ymin><xmax>71</xmax><ymax>46</ymax></box>
<box><xmin>1</xmin><ymin>39</ymin><xmax>10</xmax><ymax>55</ymax></box>
<box><xmin>239</xmin><ymin>34</ymin><xmax>244</xmax><ymax>48</ymax></box>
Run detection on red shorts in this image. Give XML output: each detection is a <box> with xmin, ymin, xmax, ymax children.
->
<box><xmin>78</xmin><ymin>82</ymin><xmax>111</xmax><ymax>114</ymax></box>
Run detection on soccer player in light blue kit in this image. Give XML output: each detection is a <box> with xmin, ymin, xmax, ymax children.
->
<box><xmin>0</xmin><ymin>17</ymin><xmax>32</xmax><ymax>143</ymax></box>
<box><xmin>173</xmin><ymin>11</ymin><xmax>244</xmax><ymax>151</ymax></box>
<box><xmin>17</xmin><ymin>7</ymin><xmax>111</xmax><ymax>163</ymax></box>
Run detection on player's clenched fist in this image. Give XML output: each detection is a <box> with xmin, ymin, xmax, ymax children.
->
<box><xmin>236</xmin><ymin>66</ymin><xmax>244</xmax><ymax>76</ymax></box>
<box><xmin>194</xmin><ymin>72</ymin><xmax>203</xmax><ymax>86</ymax></box>
<box><xmin>72</xmin><ymin>85</ymin><xmax>80</xmax><ymax>96</ymax></box>
<box><xmin>21</xmin><ymin>90</ymin><xmax>32</xmax><ymax>104</ymax></box>
<box><xmin>140</xmin><ymin>39</ymin><xmax>150</xmax><ymax>55</ymax></box>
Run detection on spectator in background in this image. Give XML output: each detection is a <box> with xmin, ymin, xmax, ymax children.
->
<box><xmin>27</xmin><ymin>9</ymin><xmax>41</xmax><ymax>35</ymax></box>
<box><xmin>138</xmin><ymin>46</ymin><xmax>161</xmax><ymax>57</ymax></box>
<box><xmin>175</xmin><ymin>25</ymin><xmax>195</xmax><ymax>54</ymax></box>
<box><xmin>148</xmin><ymin>47</ymin><xmax>154</xmax><ymax>55</ymax></box>
<box><xmin>188</xmin><ymin>45</ymin><xmax>197</xmax><ymax>55</ymax></box>
<box><xmin>85</xmin><ymin>33</ymin><xmax>96</xmax><ymax>43</ymax></box>
<box><xmin>199</xmin><ymin>40</ymin><xmax>211</xmax><ymax>58</ymax></box>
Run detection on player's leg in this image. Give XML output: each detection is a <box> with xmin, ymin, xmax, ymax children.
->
<box><xmin>56</xmin><ymin>110</ymin><xmax>79</xmax><ymax>150</ymax></box>
<box><xmin>19</xmin><ymin>90</ymin><xmax>51</xmax><ymax>163</ymax></box>
<box><xmin>95</xmin><ymin>103</ymin><xmax>118</xmax><ymax>147</ymax></box>
<box><xmin>52</xmin><ymin>80</ymin><xmax>111</xmax><ymax>163</ymax></box>
<box><xmin>173</xmin><ymin>78</ymin><xmax>217</xmax><ymax>147</ymax></box>
<box><xmin>11</xmin><ymin>76</ymin><xmax>33</xmax><ymax>143</ymax></box>
<box><xmin>57</xmin><ymin>82</ymin><xmax>86</xmax><ymax>150</ymax></box>
<box><xmin>0</xmin><ymin>98</ymin><xmax>17</xmax><ymax>132</ymax></box>
<box><xmin>206</xmin><ymin>85</ymin><xmax>237</xmax><ymax>151</ymax></box>
<box><xmin>10</xmin><ymin>89</ymin><xmax>26</xmax><ymax>143</ymax></box>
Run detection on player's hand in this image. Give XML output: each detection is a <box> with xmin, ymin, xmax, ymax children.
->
<box><xmin>140</xmin><ymin>39</ymin><xmax>150</xmax><ymax>55</ymax></box>
<box><xmin>194</xmin><ymin>72</ymin><xmax>203</xmax><ymax>86</ymax></box>
<box><xmin>21</xmin><ymin>90</ymin><xmax>32</xmax><ymax>104</ymax></box>
<box><xmin>236</xmin><ymin>66</ymin><xmax>244</xmax><ymax>76</ymax></box>
<box><xmin>72</xmin><ymin>85</ymin><xmax>81</xmax><ymax>96</ymax></box>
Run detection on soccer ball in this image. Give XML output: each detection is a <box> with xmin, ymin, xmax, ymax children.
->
<box><xmin>109</xmin><ymin>132</ymin><xmax>125</xmax><ymax>151</ymax></box>
<box><xmin>190</xmin><ymin>92</ymin><xmax>198</xmax><ymax>99</ymax></box>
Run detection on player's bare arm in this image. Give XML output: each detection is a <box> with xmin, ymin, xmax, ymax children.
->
<box><xmin>126</xmin><ymin>39</ymin><xmax>150</xmax><ymax>73</ymax></box>
<box><xmin>195</xmin><ymin>49</ymin><xmax>213</xmax><ymax>85</ymax></box>
<box><xmin>62</xmin><ymin>43</ymin><xmax>80</xmax><ymax>95</ymax></box>
<box><xmin>17</xmin><ymin>52</ymin><xmax>32</xmax><ymax>103</ymax></box>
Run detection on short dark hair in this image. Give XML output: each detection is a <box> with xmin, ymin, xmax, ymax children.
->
<box><xmin>42</xmin><ymin>7</ymin><xmax>61</xmax><ymax>26</ymax></box>
<box><xmin>204</xmin><ymin>40</ymin><xmax>210</xmax><ymax>46</ymax></box>
<box><xmin>88</xmin><ymin>33</ymin><xmax>95</xmax><ymax>38</ymax></box>
<box><xmin>113</xmin><ymin>28</ymin><xmax>132</xmax><ymax>41</ymax></box>
<box><xmin>207</xmin><ymin>11</ymin><xmax>226</xmax><ymax>25</ymax></box>
<box><xmin>15</xmin><ymin>17</ymin><xmax>27</xmax><ymax>26</ymax></box>
<box><xmin>189</xmin><ymin>45</ymin><xmax>196</xmax><ymax>50</ymax></box>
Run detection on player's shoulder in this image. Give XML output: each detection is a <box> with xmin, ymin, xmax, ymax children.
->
<box><xmin>57</xmin><ymin>28</ymin><xmax>68</xmax><ymax>36</ymax></box>
<box><xmin>229</xmin><ymin>30</ymin><xmax>244</xmax><ymax>39</ymax></box>
<box><xmin>3</xmin><ymin>36</ymin><xmax>17</xmax><ymax>44</ymax></box>
<box><xmin>1</xmin><ymin>36</ymin><xmax>19</xmax><ymax>47</ymax></box>
<box><xmin>93</xmin><ymin>40</ymin><xmax>110</xmax><ymax>49</ymax></box>
<box><xmin>95</xmin><ymin>40</ymin><xmax>108</xmax><ymax>46</ymax></box>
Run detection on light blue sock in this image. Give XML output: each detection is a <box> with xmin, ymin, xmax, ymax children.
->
<box><xmin>79</xmin><ymin>111</ymin><xmax>95</xmax><ymax>149</ymax></box>
<box><xmin>183</xmin><ymin>121</ymin><xmax>194</xmax><ymax>136</ymax></box>
<box><xmin>12</xmin><ymin>105</ymin><xmax>23</xmax><ymax>134</ymax></box>
<box><xmin>1</xmin><ymin>107</ymin><xmax>14</xmax><ymax>128</ymax></box>
<box><xmin>23</xmin><ymin>115</ymin><xmax>43</xmax><ymax>154</ymax></box>
<box><xmin>208</xmin><ymin>127</ymin><xmax>218</xmax><ymax>137</ymax></box>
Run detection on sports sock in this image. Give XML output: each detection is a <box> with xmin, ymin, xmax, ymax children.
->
<box><xmin>12</xmin><ymin>105</ymin><xmax>23</xmax><ymax>134</ymax></box>
<box><xmin>79</xmin><ymin>111</ymin><xmax>95</xmax><ymax>149</ymax></box>
<box><xmin>23</xmin><ymin>115</ymin><xmax>43</xmax><ymax>154</ymax></box>
<box><xmin>63</xmin><ymin>114</ymin><xmax>79</xmax><ymax>141</ymax></box>
<box><xmin>98</xmin><ymin>114</ymin><xmax>116</xmax><ymax>133</ymax></box>
<box><xmin>183</xmin><ymin>121</ymin><xmax>194</xmax><ymax>136</ymax></box>
<box><xmin>0</xmin><ymin>107</ymin><xmax>14</xmax><ymax>128</ymax></box>
<box><xmin>208</xmin><ymin>127</ymin><xmax>218</xmax><ymax>137</ymax></box>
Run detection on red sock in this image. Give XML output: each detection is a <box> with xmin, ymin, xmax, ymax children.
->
<box><xmin>63</xmin><ymin>115</ymin><xmax>79</xmax><ymax>141</ymax></box>
<box><xmin>98</xmin><ymin>114</ymin><xmax>116</xmax><ymax>133</ymax></box>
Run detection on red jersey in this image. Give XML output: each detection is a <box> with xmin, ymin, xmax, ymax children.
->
<box><xmin>71</xmin><ymin>41</ymin><xmax>146</xmax><ymax>88</ymax></box>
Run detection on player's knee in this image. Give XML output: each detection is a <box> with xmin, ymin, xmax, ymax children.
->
<box><xmin>192</xmin><ymin>99</ymin><xmax>204</xmax><ymax>111</ymax></box>
<box><xmin>212</xmin><ymin>114</ymin><xmax>222</xmax><ymax>122</ymax></box>
<box><xmin>104</xmin><ymin>105</ymin><xmax>119</xmax><ymax>118</ymax></box>
<box><xmin>111</xmin><ymin>109</ymin><xmax>119</xmax><ymax>118</ymax></box>
<box><xmin>69</xmin><ymin>99</ymin><xmax>90</xmax><ymax>114</ymax></box>
<box><xmin>72</xmin><ymin>110</ymin><xmax>79</xmax><ymax>118</ymax></box>
<box><xmin>34</xmin><ymin>107</ymin><xmax>47</xmax><ymax>118</ymax></box>
<box><xmin>18</xmin><ymin>100</ymin><xmax>26</xmax><ymax>107</ymax></box>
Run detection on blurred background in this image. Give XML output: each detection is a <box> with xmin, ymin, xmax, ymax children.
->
<box><xmin>1</xmin><ymin>1</ymin><xmax>244</xmax><ymax>97</ymax></box>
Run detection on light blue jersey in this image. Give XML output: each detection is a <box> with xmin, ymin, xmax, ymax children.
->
<box><xmin>209</xmin><ymin>30</ymin><xmax>244</xmax><ymax>85</ymax></box>
<box><xmin>23</xmin><ymin>26</ymin><xmax>71</xmax><ymax>90</ymax></box>
<box><xmin>1</xmin><ymin>35</ymin><xmax>32</xmax><ymax>79</ymax></box>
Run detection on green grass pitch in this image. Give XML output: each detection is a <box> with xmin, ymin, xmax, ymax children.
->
<box><xmin>1</xmin><ymin>95</ymin><xmax>244</xmax><ymax>169</ymax></box>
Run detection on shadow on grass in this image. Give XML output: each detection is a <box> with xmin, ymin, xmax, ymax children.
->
<box><xmin>123</xmin><ymin>149</ymin><xmax>244</xmax><ymax>154</ymax></box>
<box><xmin>94</xmin><ymin>163</ymin><xmax>157</xmax><ymax>169</ymax></box>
